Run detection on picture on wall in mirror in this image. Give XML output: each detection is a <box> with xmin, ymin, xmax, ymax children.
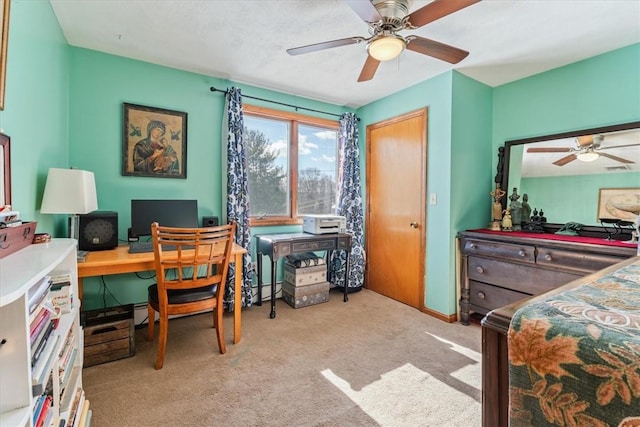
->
<box><xmin>597</xmin><ymin>188</ymin><xmax>640</xmax><ymax>222</ymax></box>
<box><xmin>122</xmin><ymin>103</ymin><xmax>187</xmax><ymax>179</ymax></box>
<box><xmin>0</xmin><ymin>0</ymin><xmax>11</xmax><ymax>111</ymax></box>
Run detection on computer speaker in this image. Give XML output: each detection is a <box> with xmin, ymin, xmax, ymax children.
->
<box><xmin>202</xmin><ymin>216</ymin><xmax>219</xmax><ymax>227</ymax></box>
<box><xmin>78</xmin><ymin>211</ymin><xmax>118</xmax><ymax>251</ymax></box>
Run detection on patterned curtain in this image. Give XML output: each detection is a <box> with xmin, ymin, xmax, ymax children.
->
<box><xmin>330</xmin><ymin>112</ymin><xmax>366</xmax><ymax>291</ymax></box>
<box><xmin>224</xmin><ymin>87</ymin><xmax>253</xmax><ymax>310</ymax></box>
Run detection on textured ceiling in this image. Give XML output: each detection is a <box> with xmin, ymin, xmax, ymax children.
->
<box><xmin>49</xmin><ymin>0</ymin><xmax>640</xmax><ymax>108</ymax></box>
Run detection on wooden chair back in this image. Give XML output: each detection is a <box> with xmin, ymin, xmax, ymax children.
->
<box><xmin>151</xmin><ymin>222</ymin><xmax>236</xmax><ymax>309</ymax></box>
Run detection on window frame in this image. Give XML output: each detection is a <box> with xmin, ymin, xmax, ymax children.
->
<box><xmin>243</xmin><ymin>104</ymin><xmax>339</xmax><ymax>227</ymax></box>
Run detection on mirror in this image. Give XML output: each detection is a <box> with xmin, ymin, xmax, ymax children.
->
<box><xmin>0</xmin><ymin>132</ymin><xmax>9</xmax><ymax>205</ymax></box>
<box><xmin>499</xmin><ymin>121</ymin><xmax>640</xmax><ymax>232</ymax></box>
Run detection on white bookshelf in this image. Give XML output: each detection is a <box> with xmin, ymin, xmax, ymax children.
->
<box><xmin>0</xmin><ymin>239</ymin><xmax>89</xmax><ymax>427</ymax></box>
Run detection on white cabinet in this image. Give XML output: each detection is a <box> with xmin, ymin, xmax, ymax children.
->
<box><xmin>0</xmin><ymin>239</ymin><xmax>89</xmax><ymax>427</ymax></box>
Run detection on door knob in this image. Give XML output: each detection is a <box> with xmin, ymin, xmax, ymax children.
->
<box><xmin>410</xmin><ymin>222</ymin><xmax>419</xmax><ymax>229</ymax></box>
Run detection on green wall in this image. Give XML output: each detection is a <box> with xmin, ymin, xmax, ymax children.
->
<box><xmin>493</xmin><ymin>44</ymin><xmax>640</xmax><ymax>172</ymax></box>
<box><xmin>0</xmin><ymin>0</ymin><xmax>69</xmax><ymax>235</ymax></box>
<box><xmin>520</xmin><ymin>172</ymin><xmax>640</xmax><ymax>225</ymax></box>
<box><xmin>355</xmin><ymin>72</ymin><xmax>493</xmax><ymax>315</ymax></box>
<box><xmin>66</xmin><ymin>49</ymin><xmax>351</xmax><ymax>309</ymax></box>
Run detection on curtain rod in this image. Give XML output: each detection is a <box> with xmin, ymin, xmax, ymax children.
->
<box><xmin>209</xmin><ymin>86</ymin><xmax>358</xmax><ymax>121</ymax></box>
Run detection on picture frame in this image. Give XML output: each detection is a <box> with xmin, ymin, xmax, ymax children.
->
<box><xmin>0</xmin><ymin>132</ymin><xmax>10</xmax><ymax>205</ymax></box>
<box><xmin>597</xmin><ymin>187</ymin><xmax>640</xmax><ymax>222</ymax></box>
<box><xmin>122</xmin><ymin>103</ymin><xmax>187</xmax><ymax>178</ymax></box>
<box><xmin>0</xmin><ymin>0</ymin><xmax>11</xmax><ymax>111</ymax></box>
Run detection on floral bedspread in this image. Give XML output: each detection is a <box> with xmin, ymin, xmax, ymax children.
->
<box><xmin>508</xmin><ymin>260</ymin><xmax>640</xmax><ymax>427</ymax></box>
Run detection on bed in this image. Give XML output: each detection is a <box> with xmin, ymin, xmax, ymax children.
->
<box><xmin>481</xmin><ymin>256</ymin><xmax>640</xmax><ymax>427</ymax></box>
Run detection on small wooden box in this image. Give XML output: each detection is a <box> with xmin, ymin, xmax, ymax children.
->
<box><xmin>0</xmin><ymin>221</ymin><xmax>37</xmax><ymax>259</ymax></box>
<box><xmin>82</xmin><ymin>304</ymin><xmax>135</xmax><ymax>367</ymax></box>
<box><xmin>283</xmin><ymin>262</ymin><xmax>327</xmax><ymax>287</ymax></box>
<box><xmin>282</xmin><ymin>287</ymin><xmax>330</xmax><ymax>309</ymax></box>
<box><xmin>282</xmin><ymin>281</ymin><xmax>330</xmax><ymax>297</ymax></box>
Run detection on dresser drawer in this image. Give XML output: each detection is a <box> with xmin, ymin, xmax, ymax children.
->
<box><xmin>536</xmin><ymin>246</ymin><xmax>628</xmax><ymax>273</ymax></box>
<box><xmin>468</xmin><ymin>256</ymin><xmax>582</xmax><ymax>295</ymax></box>
<box><xmin>462</xmin><ymin>238</ymin><xmax>535</xmax><ymax>264</ymax></box>
<box><xmin>469</xmin><ymin>280</ymin><xmax>529</xmax><ymax>315</ymax></box>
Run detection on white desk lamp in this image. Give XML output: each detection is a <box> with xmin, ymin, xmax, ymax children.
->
<box><xmin>41</xmin><ymin>168</ymin><xmax>98</xmax><ymax>241</ymax></box>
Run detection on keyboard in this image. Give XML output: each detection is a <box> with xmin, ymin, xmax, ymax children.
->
<box><xmin>128</xmin><ymin>241</ymin><xmax>187</xmax><ymax>253</ymax></box>
<box><xmin>128</xmin><ymin>241</ymin><xmax>154</xmax><ymax>253</ymax></box>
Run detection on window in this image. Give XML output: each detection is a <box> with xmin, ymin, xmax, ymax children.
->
<box><xmin>243</xmin><ymin>105</ymin><xmax>339</xmax><ymax>225</ymax></box>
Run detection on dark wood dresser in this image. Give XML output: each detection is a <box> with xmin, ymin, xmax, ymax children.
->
<box><xmin>457</xmin><ymin>230</ymin><xmax>637</xmax><ymax>427</ymax></box>
<box><xmin>458</xmin><ymin>229</ymin><xmax>635</xmax><ymax>326</ymax></box>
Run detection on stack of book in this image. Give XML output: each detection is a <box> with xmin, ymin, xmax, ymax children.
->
<box><xmin>28</xmin><ymin>276</ymin><xmax>60</xmax><ymax>425</ymax></box>
<box><xmin>28</xmin><ymin>276</ymin><xmax>58</xmax><ymax>385</ymax></box>
<box><xmin>281</xmin><ymin>252</ymin><xmax>330</xmax><ymax>309</ymax></box>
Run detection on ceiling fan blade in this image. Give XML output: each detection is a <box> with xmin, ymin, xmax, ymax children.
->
<box><xmin>407</xmin><ymin>0</ymin><xmax>481</xmax><ymax>28</ymax></box>
<box><xmin>576</xmin><ymin>135</ymin><xmax>594</xmax><ymax>147</ymax></box>
<box><xmin>553</xmin><ymin>154</ymin><xmax>577</xmax><ymax>166</ymax></box>
<box><xmin>599</xmin><ymin>153</ymin><xmax>635</xmax><ymax>164</ymax></box>
<box><xmin>599</xmin><ymin>143</ymin><xmax>640</xmax><ymax>150</ymax></box>
<box><xmin>345</xmin><ymin>0</ymin><xmax>382</xmax><ymax>23</ymax></box>
<box><xmin>287</xmin><ymin>37</ymin><xmax>364</xmax><ymax>56</ymax></box>
<box><xmin>358</xmin><ymin>56</ymin><xmax>380</xmax><ymax>82</ymax></box>
<box><xmin>527</xmin><ymin>147</ymin><xmax>573</xmax><ymax>153</ymax></box>
<box><xmin>406</xmin><ymin>36</ymin><xmax>469</xmax><ymax>64</ymax></box>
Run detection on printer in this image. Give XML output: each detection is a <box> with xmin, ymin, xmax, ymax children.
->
<box><xmin>302</xmin><ymin>214</ymin><xmax>346</xmax><ymax>234</ymax></box>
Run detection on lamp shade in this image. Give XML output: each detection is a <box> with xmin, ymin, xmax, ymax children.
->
<box><xmin>41</xmin><ymin>168</ymin><xmax>98</xmax><ymax>214</ymax></box>
<box><xmin>368</xmin><ymin>36</ymin><xmax>405</xmax><ymax>62</ymax></box>
<box><xmin>576</xmin><ymin>151</ymin><xmax>600</xmax><ymax>162</ymax></box>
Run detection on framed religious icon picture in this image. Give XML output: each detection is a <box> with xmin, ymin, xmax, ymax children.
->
<box><xmin>122</xmin><ymin>103</ymin><xmax>187</xmax><ymax>178</ymax></box>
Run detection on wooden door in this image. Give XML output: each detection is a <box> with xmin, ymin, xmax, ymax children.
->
<box><xmin>365</xmin><ymin>109</ymin><xmax>427</xmax><ymax>308</ymax></box>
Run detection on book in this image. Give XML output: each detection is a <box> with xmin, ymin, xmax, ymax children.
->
<box><xmin>32</xmin><ymin>394</ymin><xmax>50</xmax><ymax>426</ymax></box>
<box><xmin>30</xmin><ymin>307</ymin><xmax>51</xmax><ymax>336</ymax></box>
<box><xmin>32</xmin><ymin>335</ymin><xmax>60</xmax><ymax>387</ymax></box>
<box><xmin>35</xmin><ymin>395</ymin><xmax>52</xmax><ymax>427</ymax></box>
<box><xmin>32</xmin><ymin>321</ymin><xmax>55</xmax><ymax>366</ymax></box>
<box><xmin>77</xmin><ymin>399</ymin><xmax>90</xmax><ymax>427</ymax></box>
<box><xmin>30</xmin><ymin>310</ymin><xmax>52</xmax><ymax>346</ymax></box>
<box><xmin>28</xmin><ymin>276</ymin><xmax>52</xmax><ymax>314</ymax></box>
<box><xmin>51</xmin><ymin>282</ymin><xmax>73</xmax><ymax>314</ymax></box>
<box><xmin>1</xmin><ymin>218</ymin><xmax>23</xmax><ymax>227</ymax></box>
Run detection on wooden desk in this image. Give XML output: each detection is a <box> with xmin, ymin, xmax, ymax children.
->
<box><xmin>255</xmin><ymin>232</ymin><xmax>352</xmax><ymax>319</ymax></box>
<box><xmin>77</xmin><ymin>243</ymin><xmax>247</xmax><ymax>344</ymax></box>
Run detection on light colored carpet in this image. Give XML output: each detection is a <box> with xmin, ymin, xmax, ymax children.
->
<box><xmin>83</xmin><ymin>289</ymin><xmax>482</xmax><ymax>426</ymax></box>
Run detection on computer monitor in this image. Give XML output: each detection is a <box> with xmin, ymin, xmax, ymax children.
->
<box><xmin>130</xmin><ymin>199</ymin><xmax>198</xmax><ymax>238</ymax></box>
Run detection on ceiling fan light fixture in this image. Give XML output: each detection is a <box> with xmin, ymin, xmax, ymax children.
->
<box><xmin>576</xmin><ymin>151</ymin><xmax>600</xmax><ymax>162</ymax></box>
<box><xmin>368</xmin><ymin>36</ymin><xmax>405</xmax><ymax>61</ymax></box>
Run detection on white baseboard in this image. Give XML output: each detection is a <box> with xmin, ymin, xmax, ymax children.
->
<box><xmin>254</xmin><ymin>283</ymin><xmax>282</xmax><ymax>304</ymax></box>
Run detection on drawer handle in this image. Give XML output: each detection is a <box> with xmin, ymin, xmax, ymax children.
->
<box><xmin>477</xmin><ymin>291</ymin><xmax>486</xmax><ymax>300</ymax></box>
<box><xmin>469</xmin><ymin>243</ymin><xmax>476</xmax><ymax>249</ymax></box>
<box><xmin>519</xmin><ymin>250</ymin><xmax>526</xmax><ymax>257</ymax></box>
<box><xmin>544</xmin><ymin>254</ymin><xmax>552</xmax><ymax>261</ymax></box>
<box><xmin>475</xmin><ymin>266</ymin><xmax>484</xmax><ymax>274</ymax></box>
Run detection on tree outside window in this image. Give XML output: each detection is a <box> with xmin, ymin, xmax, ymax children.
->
<box><xmin>244</xmin><ymin>105</ymin><xmax>338</xmax><ymax>225</ymax></box>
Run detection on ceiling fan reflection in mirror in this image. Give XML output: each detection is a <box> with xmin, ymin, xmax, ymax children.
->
<box><xmin>526</xmin><ymin>133</ymin><xmax>640</xmax><ymax>167</ymax></box>
<box><xmin>286</xmin><ymin>0</ymin><xmax>480</xmax><ymax>82</ymax></box>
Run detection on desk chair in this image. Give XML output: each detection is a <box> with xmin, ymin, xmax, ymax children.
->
<box><xmin>147</xmin><ymin>221</ymin><xmax>236</xmax><ymax>369</ymax></box>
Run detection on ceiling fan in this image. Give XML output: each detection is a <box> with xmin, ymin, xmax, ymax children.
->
<box><xmin>286</xmin><ymin>0</ymin><xmax>480</xmax><ymax>82</ymax></box>
<box><xmin>526</xmin><ymin>134</ymin><xmax>640</xmax><ymax>166</ymax></box>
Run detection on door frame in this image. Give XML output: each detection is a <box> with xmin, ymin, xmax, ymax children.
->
<box><xmin>364</xmin><ymin>108</ymin><xmax>427</xmax><ymax>309</ymax></box>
